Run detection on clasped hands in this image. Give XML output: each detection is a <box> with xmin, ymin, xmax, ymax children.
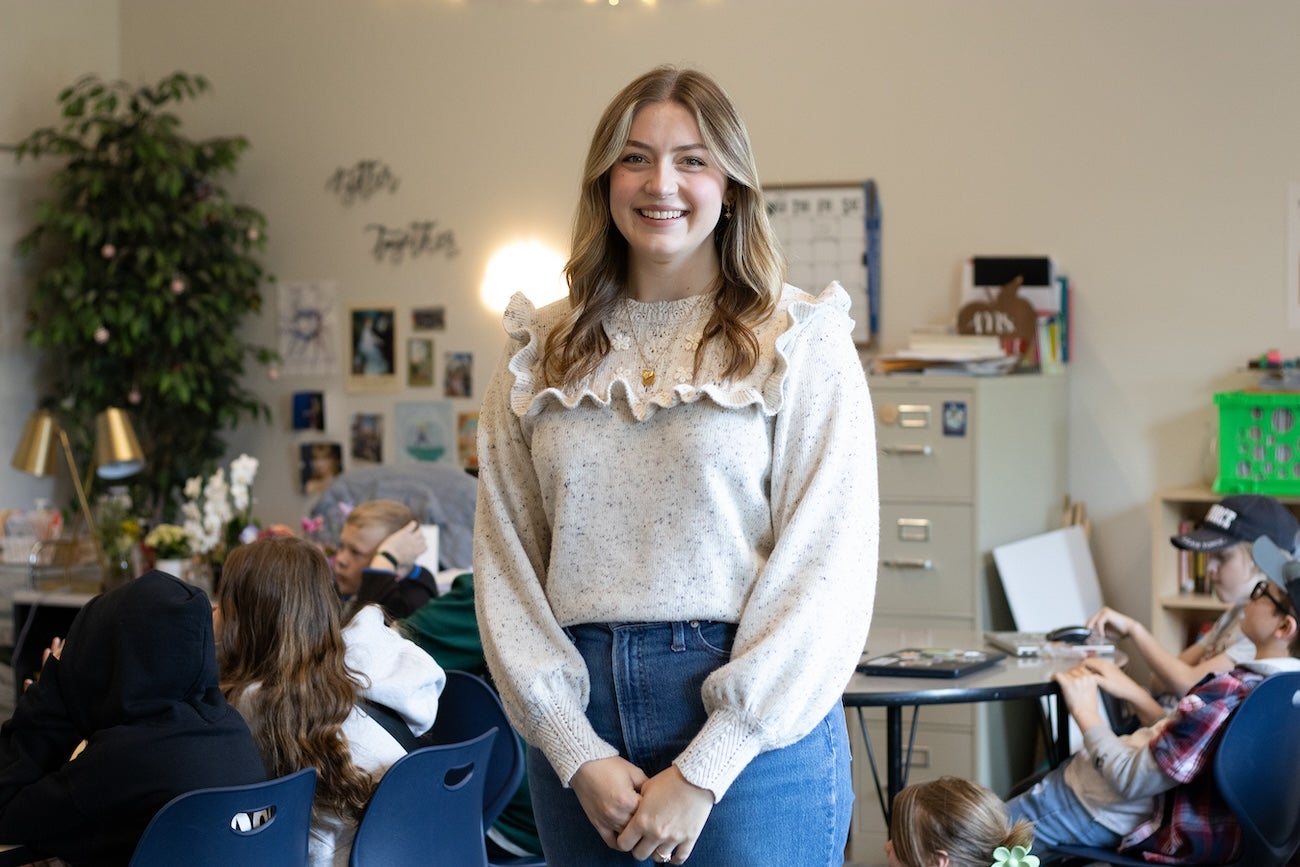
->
<box><xmin>570</xmin><ymin>755</ymin><xmax>714</xmax><ymax>865</ymax></box>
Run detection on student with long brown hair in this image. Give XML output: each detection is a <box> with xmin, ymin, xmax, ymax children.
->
<box><xmin>216</xmin><ymin>535</ymin><xmax>445</xmax><ymax>867</ymax></box>
<box><xmin>887</xmin><ymin>777</ymin><xmax>1037</xmax><ymax>867</ymax></box>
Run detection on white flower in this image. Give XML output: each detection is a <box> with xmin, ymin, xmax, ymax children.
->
<box><xmin>672</xmin><ymin>366</ymin><xmax>692</xmax><ymax>384</ymax></box>
<box><xmin>183</xmin><ymin>476</ymin><xmax>202</xmax><ymax>500</ymax></box>
<box><xmin>230</xmin><ymin>454</ymin><xmax>258</xmax><ymax>487</ymax></box>
<box><xmin>614</xmin><ymin>366</ymin><xmax>633</xmax><ymax>381</ymax></box>
<box><xmin>611</xmin><ymin>332</ymin><xmax>632</xmax><ymax>352</ymax></box>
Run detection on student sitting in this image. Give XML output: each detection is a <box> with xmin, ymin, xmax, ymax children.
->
<box><xmin>1008</xmin><ymin>561</ymin><xmax>1300</xmax><ymax>863</ymax></box>
<box><xmin>886</xmin><ymin>776</ymin><xmax>1037</xmax><ymax>867</ymax></box>
<box><xmin>1087</xmin><ymin>493</ymin><xmax>1298</xmax><ymax>703</ymax></box>
<box><xmin>0</xmin><ymin>571</ymin><xmax>267</xmax><ymax>865</ymax></box>
<box><xmin>217</xmin><ymin>535</ymin><xmax>445</xmax><ymax>867</ymax></box>
<box><xmin>333</xmin><ymin>499</ymin><xmax>439</xmax><ymax>619</ymax></box>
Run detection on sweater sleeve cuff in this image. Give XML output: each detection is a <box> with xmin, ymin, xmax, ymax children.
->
<box><xmin>530</xmin><ymin>691</ymin><xmax>620</xmax><ymax>787</ymax></box>
<box><xmin>673</xmin><ymin>707</ymin><xmax>766</xmax><ymax>801</ymax></box>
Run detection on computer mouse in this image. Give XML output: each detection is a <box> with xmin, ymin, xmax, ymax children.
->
<box><xmin>1046</xmin><ymin>625</ymin><xmax>1093</xmax><ymax>645</ymax></box>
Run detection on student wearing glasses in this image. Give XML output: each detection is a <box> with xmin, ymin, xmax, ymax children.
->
<box><xmin>1007</xmin><ymin>537</ymin><xmax>1300</xmax><ymax>863</ymax></box>
<box><xmin>1087</xmin><ymin>493</ymin><xmax>1298</xmax><ymax>702</ymax></box>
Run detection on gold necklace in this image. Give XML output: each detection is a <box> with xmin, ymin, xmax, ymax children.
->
<box><xmin>620</xmin><ymin>301</ymin><xmax>690</xmax><ymax>389</ymax></box>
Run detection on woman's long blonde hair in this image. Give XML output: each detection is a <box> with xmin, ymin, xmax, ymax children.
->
<box><xmin>542</xmin><ymin>65</ymin><xmax>786</xmax><ymax>389</ymax></box>
<box><xmin>889</xmin><ymin>776</ymin><xmax>1034</xmax><ymax>867</ymax></box>
<box><xmin>216</xmin><ymin>536</ymin><xmax>375</xmax><ymax>820</ymax></box>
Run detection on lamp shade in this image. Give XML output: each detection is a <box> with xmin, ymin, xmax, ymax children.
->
<box><xmin>94</xmin><ymin>407</ymin><xmax>145</xmax><ymax>480</ymax></box>
<box><xmin>11</xmin><ymin>409</ymin><xmax>60</xmax><ymax>477</ymax></box>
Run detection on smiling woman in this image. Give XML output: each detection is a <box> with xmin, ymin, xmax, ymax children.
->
<box><xmin>474</xmin><ymin>64</ymin><xmax>878</xmax><ymax>867</ymax></box>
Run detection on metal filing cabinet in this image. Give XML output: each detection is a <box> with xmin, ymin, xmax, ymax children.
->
<box><xmin>846</xmin><ymin>372</ymin><xmax>1067</xmax><ymax>863</ymax></box>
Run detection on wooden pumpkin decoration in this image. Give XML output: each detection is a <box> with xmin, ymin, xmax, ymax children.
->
<box><xmin>956</xmin><ymin>276</ymin><xmax>1038</xmax><ymax>363</ymax></box>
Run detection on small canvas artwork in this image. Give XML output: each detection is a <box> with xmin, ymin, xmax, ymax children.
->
<box><xmin>351</xmin><ymin>413</ymin><xmax>383</xmax><ymax>464</ymax></box>
<box><xmin>291</xmin><ymin>391</ymin><xmax>325</xmax><ymax>431</ymax></box>
<box><xmin>299</xmin><ymin>441</ymin><xmax>343</xmax><ymax>496</ymax></box>
<box><xmin>394</xmin><ymin>401</ymin><xmax>456</xmax><ymax>464</ymax></box>
<box><xmin>457</xmin><ymin>411</ymin><xmax>479</xmax><ymax>470</ymax></box>
<box><xmin>278</xmin><ymin>281</ymin><xmax>341</xmax><ymax>376</ymax></box>
<box><xmin>412</xmin><ymin>305</ymin><xmax>445</xmax><ymax>331</ymax></box>
<box><xmin>348</xmin><ymin>306</ymin><xmax>397</xmax><ymax>391</ymax></box>
<box><xmin>444</xmin><ymin>351</ymin><xmax>472</xmax><ymax>397</ymax></box>
<box><xmin>408</xmin><ymin>337</ymin><xmax>434</xmax><ymax>387</ymax></box>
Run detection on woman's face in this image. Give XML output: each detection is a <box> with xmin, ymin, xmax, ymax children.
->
<box><xmin>608</xmin><ymin>100</ymin><xmax>730</xmax><ymax>276</ymax></box>
<box><xmin>1207</xmin><ymin>542</ymin><xmax>1257</xmax><ymax>604</ymax></box>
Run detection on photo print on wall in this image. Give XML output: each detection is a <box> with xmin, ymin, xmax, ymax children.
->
<box><xmin>348</xmin><ymin>305</ymin><xmax>397</xmax><ymax>391</ymax></box>
<box><xmin>412</xmin><ymin>305</ymin><xmax>445</xmax><ymax>331</ymax></box>
<box><xmin>299</xmin><ymin>441</ymin><xmax>343</xmax><ymax>496</ymax></box>
<box><xmin>444</xmin><ymin>351</ymin><xmax>472</xmax><ymax>397</ymax></box>
<box><xmin>408</xmin><ymin>337</ymin><xmax>434</xmax><ymax>387</ymax></box>
<box><xmin>351</xmin><ymin>412</ymin><xmax>383</xmax><ymax>464</ymax></box>
<box><xmin>278</xmin><ymin>281</ymin><xmax>341</xmax><ymax>377</ymax></box>
<box><xmin>394</xmin><ymin>401</ymin><xmax>455</xmax><ymax>465</ymax></box>
<box><xmin>457</xmin><ymin>411</ymin><xmax>479</xmax><ymax>471</ymax></box>
<box><xmin>291</xmin><ymin>391</ymin><xmax>325</xmax><ymax>431</ymax></box>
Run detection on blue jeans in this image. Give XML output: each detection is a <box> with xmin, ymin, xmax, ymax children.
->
<box><xmin>528</xmin><ymin>621</ymin><xmax>853</xmax><ymax>866</ymax></box>
<box><xmin>1006</xmin><ymin>760</ymin><xmax>1122</xmax><ymax>858</ymax></box>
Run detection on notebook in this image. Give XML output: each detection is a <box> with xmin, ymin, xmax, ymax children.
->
<box><xmin>857</xmin><ymin>647</ymin><xmax>1006</xmax><ymax>679</ymax></box>
<box><xmin>984</xmin><ymin>630</ymin><xmax>1115</xmax><ymax>658</ymax></box>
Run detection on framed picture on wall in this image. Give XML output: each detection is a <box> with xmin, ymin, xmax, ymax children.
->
<box><xmin>299</xmin><ymin>441</ymin><xmax>343</xmax><ymax>496</ymax></box>
<box><xmin>347</xmin><ymin>306</ymin><xmax>397</xmax><ymax>391</ymax></box>
<box><xmin>350</xmin><ymin>412</ymin><xmax>383</xmax><ymax>464</ymax></box>
<box><xmin>444</xmin><ymin>351</ymin><xmax>472</xmax><ymax>397</ymax></box>
<box><xmin>408</xmin><ymin>336</ymin><xmax>434</xmax><ymax>387</ymax></box>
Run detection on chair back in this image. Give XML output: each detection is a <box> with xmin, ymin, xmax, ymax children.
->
<box><xmin>427</xmin><ymin>670</ymin><xmax>525</xmax><ymax>827</ymax></box>
<box><xmin>350</xmin><ymin>728</ymin><xmax>496</xmax><ymax>867</ymax></box>
<box><xmin>129</xmin><ymin>768</ymin><xmax>316</xmax><ymax>867</ymax></box>
<box><xmin>1214</xmin><ymin>670</ymin><xmax>1300</xmax><ymax>866</ymax></box>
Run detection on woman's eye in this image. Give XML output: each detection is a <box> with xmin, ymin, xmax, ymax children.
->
<box><xmin>682</xmin><ymin>156</ymin><xmax>706</xmax><ymax>168</ymax></box>
<box><xmin>621</xmin><ymin>153</ymin><xmax>648</xmax><ymax>165</ymax></box>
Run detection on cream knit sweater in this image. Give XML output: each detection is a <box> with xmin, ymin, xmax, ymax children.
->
<box><xmin>473</xmin><ymin>282</ymin><xmax>878</xmax><ymax>799</ymax></box>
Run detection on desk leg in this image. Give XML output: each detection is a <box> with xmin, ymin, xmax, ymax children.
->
<box><xmin>1053</xmin><ymin>693</ymin><xmax>1069</xmax><ymax>766</ymax></box>
<box><xmin>885</xmin><ymin>705</ymin><xmax>903</xmax><ymax>823</ymax></box>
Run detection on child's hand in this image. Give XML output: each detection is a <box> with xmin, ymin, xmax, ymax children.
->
<box><xmin>371</xmin><ymin>521</ymin><xmax>426</xmax><ymax>575</ymax></box>
<box><xmin>1086</xmin><ymin>606</ymin><xmax>1133</xmax><ymax>639</ymax></box>
<box><xmin>1053</xmin><ymin>664</ymin><xmax>1104</xmax><ymax>730</ymax></box>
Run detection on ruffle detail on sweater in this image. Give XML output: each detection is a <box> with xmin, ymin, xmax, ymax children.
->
<box><xmin>503</xmin><ymin>282</ymin><xmax>853</xmax><ymax>422</ymax></box>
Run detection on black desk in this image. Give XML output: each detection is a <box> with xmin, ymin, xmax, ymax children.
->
<box><xmin>843</xmin><ymin>627</ymin><xmax>1122</xmax><ymax>826</ymax></box>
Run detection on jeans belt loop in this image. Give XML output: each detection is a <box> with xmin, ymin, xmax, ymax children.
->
<box><xmin>670</xmin><ymin>620</ymin><xmax>686</xmax><ymax>652</ymax></box>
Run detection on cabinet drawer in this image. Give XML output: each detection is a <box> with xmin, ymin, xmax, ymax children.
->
<box><xmin>876</xmin><ymin>504</ymin><xmax>974</xmax><ymax>619</ymax></box>
<box><xmin>874</xmin><ymin>390</ymin><xmax>974</xmax><ymax>501</ymax></box>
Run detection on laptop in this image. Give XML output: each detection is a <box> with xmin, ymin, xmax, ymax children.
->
<box><xmin>984</xmin><ymin>630</ymin><xmax>1115</xmax><ymax>658</ymax></box>
<box><xmin>857</xmin><ymin>647</ymin><xmax>1006</xmax><ymax>679</ymax></box>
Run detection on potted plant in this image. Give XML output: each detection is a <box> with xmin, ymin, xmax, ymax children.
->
<box><xmin>12</xmin><ymin>71</ymin><xmax>276</xmax><ymax>521</ymax></box>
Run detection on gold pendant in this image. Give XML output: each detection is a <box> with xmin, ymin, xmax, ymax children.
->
<box><xmin>641</xmin><ymin>369</ymin><xmax>656</xmax><ymax>387</ymax></box>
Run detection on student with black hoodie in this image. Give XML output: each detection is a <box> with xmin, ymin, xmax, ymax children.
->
<box><xmin>0</xmin><ymin>570</ymin><xmax>267</xmax><ymax>865</ymax></box>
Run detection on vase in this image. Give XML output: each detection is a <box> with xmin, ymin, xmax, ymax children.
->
<box><xmin>155</xmin><ymin>557</ymin><xmax>187</xmax><ymax>579</ymax></box>
<box><xmin>102</xmin><ymin>551</ymin><xmax>135</xmax><ymax>592</ymax></box>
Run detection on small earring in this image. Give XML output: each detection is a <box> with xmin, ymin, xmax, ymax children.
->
<box><xmin>723</xmin><ymin>202</ymin><xmax>733</xmax><ymax>220</ymax></box>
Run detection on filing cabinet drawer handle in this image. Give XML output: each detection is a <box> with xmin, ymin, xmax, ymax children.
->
<box><xmin>881</xmin><ymin>558</ymin><xmax>935</xmax><ymax>570</ymax></box>
<box><xmin>881</xmin><ymin>445</ymin><xmax>933</xmax><ymax>457</ymax></box>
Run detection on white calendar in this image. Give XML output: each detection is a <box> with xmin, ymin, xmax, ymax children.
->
<box><xmin>764</xmin><ymin>181</ymin><xmax>879</xmax><ymax>347</ymax></box>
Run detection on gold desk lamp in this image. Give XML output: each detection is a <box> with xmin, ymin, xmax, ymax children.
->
<box><xmin>11</xmin><ymin>407</ymin><xmax>146</xmax><ymax>572</ymax></box>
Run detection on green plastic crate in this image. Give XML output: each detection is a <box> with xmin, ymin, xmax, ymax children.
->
<box><xmin>1214</xmin><ymin>390</ymin><xmax>1300</xmax><ymax>494</ymax></box>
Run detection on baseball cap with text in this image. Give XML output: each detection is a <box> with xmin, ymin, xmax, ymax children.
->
<box><xmin>1170</xmin><ymin>494</ymin><xmax>1300</xmax><ymax>553</ymax></box>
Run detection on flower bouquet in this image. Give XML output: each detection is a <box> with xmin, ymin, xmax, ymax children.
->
<box><xmin>180</xmin><ymin>454</ymin><xmax>260</xmax><ymax>589</ymax></box>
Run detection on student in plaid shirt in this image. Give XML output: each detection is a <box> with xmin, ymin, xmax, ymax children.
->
<box><xmin>1007</xmin><ymin>535</ymin><xmax>1300</xmax><ymax>863</ymax></box>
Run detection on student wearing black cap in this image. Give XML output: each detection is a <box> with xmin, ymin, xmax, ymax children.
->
<box><xmin>1087</xmin><ymin>493</ymin><xmax>1299</xmax><ymax>704</ymax></box>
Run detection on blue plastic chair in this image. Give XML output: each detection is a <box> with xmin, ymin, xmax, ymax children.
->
<box><xmin>350</xmin><ymin>728</ymin><xmax>496</xmax><ymax>867</ymax></box>
<box><xmin>129</xmin><ymin>768</ymin><xmax>316</xmax><ymax>867</ymax></box>
<box><xmin>1053</xmin><ymin>671</ymin><xmax>1300</xmax><ymax>866</ymax></box>
<box><xmin>426</xmin><ymin>670</ymin><xmax>546</xmax><ymax>867</ymax></box>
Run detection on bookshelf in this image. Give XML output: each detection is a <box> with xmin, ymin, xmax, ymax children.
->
<box><xmin>1150</xmin><ymin>487</ymin><xmax>1300</xmax><ymax>650</ymax></box>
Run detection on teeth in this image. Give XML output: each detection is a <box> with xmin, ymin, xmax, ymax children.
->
<box><xmin>640</xmin><ymin>209</ymin><xmax>684</xmax><ymax>219</ymax></box>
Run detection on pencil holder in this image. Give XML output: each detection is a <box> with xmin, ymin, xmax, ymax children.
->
<box><xmin>1214</xmin><ymin>390</ymin><xmax>1300</xmax><ymax>495</ymax></box>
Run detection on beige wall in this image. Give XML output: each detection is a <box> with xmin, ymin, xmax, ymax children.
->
<box><xmin>5</xmin><ymin>0</ymin><xmax>1300</xmax><ymax>628</ymax></box>
<box><xmin>0</xmin><ymin>0</ymin><xmax>120</xmax><ymax>509</ymax></box>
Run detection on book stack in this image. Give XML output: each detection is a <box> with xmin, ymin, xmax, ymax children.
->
<box><xmin>873</xmin><ymin>331</ymin><xmax>1016</xmax><ymax>376</ymax></box>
